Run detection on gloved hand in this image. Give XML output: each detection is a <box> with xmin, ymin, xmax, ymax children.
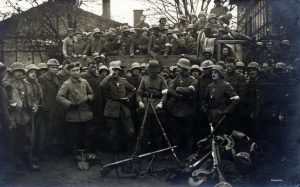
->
<box><xmin>139</xmin><ymin>101</ymin><xmax>145</xmax><ymax>109</ymax></box>
<box><xmin>176</xmin><ymin>87</ymin><xmax>185</xmax><ymax>93</ymax></box>
<box><xmin>155</xmin><ymin>102</ymin><xmax>163</xmax><ymax>109</ymax></box>
<box><xmin>130</xmin><ymin>53</ymin><xmax>134</xmax><ymax>57</ymax></box>
<box><xmin>82</xmin><ymin>55</ymin><xmax>87</xmax><ymax>59</ymax></box>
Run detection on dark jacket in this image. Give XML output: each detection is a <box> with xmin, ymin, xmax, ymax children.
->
<box><xmin>204</xmin><ymin>79</ymin><xmax>240</xmax><ymax>124</ymax></box>
<box><xmin>167</xmin><ymin>74</ymin><xmax>198</xmax><ymax>117</ymax></box>
<box><xmin>100</xmin><ymin>75</ymin><xmax>136</xmax><ymax>118</ymax></box>
<box><xmin>0</xmin><ymin>83</ymin><xmax>10</xmax><ymax>127</ymax></box>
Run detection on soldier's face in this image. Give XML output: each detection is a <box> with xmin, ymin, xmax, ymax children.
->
<box><xmin>199</xmin><ymin>16</ymin><xmax>205</xmax><ymax>21</ymax></box>
<box><xmin>12</xmin><ymin>70</ymin><xmax>24</xmax><ymax>80</ymax></box>
<box><xmin>210</xmin><ymin>18</ymin><xmax>217</xmax><ymax>24</ymax></box>
<box><xmin>38</xmin><ymin>69</ymin><xmax>47</xmax><ymax>77</ymax></box>
<box><xmin>48</xmin><ymin>66</ymin><xmax>59</xmax><ymax>74</ymax></box>
<box><xmin>226</xmin><ymin>64</ymin><xmax>235</xmax><ymax>73</ymax></box>
<box><xmin>99</xmin><ymin>70</ymin><xmax>109</xmax><ymax>77</ymax></box>
<box><xmin>68</xmin><ymin>31</ymin><xmax>74</xmax><ymax>37</ymax></box>
<box><xmin>191</xmin><ymin>70</ymin><xmax>200</xmax><ymax>77</ymax></box>
<box><xmin>212</xmin><ymin>70</ymin><xmax>220</xmax><ymax>80</ymax></box>
<box><xmin>89</xmin><ymin>64</ymin><xmax>97</xmax><ymax>74</ymax></box>
<box><xmin>70</xmin><ymin>67</ymin><xmax>81</xmax><ymax>78</ymax></box>
<box><xmin>27</xmin><ymin>69</ymin><xmax>37</xmax><ymax>80</ymax></box>
<box><xmin>222</xmin><ymin>48</ymin><xmax>229</xmax><ymax>55</ymax></box>
<box><xmin>160</xmin><ymin>19</ymin><xmax>166</xmax><ymax>25</ymax></box>
<box><xmin>160</xmin><ymin>70</ymin><xmax>169</xmax><ymax>79</ymax></box>
<box><xmin>248</xmin><ymin>68</ymin><xmax>258</xmax><ymax>78</ymax></box>
<box><xmin>94</xmin><ymin>32</ymin><xmax>101</xmax><ymax>38</ymax></box>
<box><xmin>235</xmin><ymin>68</ymin><xmax>244</xmax><ymax>75</ymax></box>
<box><xmin>203</xmin><ymin>68</ymin><xmax>212</xmax><ymax>76</ymax></box>
<box><xmin>132</xmin><ymin>69</ymin><xmax>140</xmax><ymax>76</ymax></box>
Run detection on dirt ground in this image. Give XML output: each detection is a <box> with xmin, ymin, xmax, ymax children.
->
<box><xmin>0</xmin><ymin>146</ymin><xmax>299</xmax><ymax>187</ymax></box>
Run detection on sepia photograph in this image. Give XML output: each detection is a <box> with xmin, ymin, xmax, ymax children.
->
<box><xmin>0</xmin><ymin>0</ymin><xmax>300</xmax><ymax>186</ymax></box>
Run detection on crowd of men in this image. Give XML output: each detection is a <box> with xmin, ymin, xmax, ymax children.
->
<box><xmin>0</xmin><ymin>0</ymin><xmax>299</xmax><ymax>173</ymax></box>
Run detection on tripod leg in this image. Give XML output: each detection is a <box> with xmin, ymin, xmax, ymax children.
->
<box><xmin>133</xmin><ymin>97</ymin><xmax>152</xmax><ymax>157</ymax></box>
<box><xmin>149</xmin><ymin>103</ymin><xmax>182</xmax><ymax>167</ymax></box>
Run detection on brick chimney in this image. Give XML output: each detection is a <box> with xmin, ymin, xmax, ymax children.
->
<box><xmin>133</xmin><ymin>10</ymin><xmax>144</xmax><ymax>27</ymax></box>
<box><xmin>102</xmin><ymin>0</ymin><xmax>111</xmax><ymax>19</ymax></box>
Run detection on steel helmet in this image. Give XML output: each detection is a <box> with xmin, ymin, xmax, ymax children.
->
<box><xmin>159</xmin><ymin>15</ymin><xmax>166</xmax><ymax>22</ymax></box>
<box><xmin>187</xmin><ymin>24</ymin><xmax>194</xmax><ymax>30</ymax></box>
<box><xmin>179</xmin><ymin>14</ymin><xmax>187</xmax><ymax>21</ymax></box>
<box><xmin>281</xmin><ymin>39</ymin><xmax>290</xmax><ymax>46</ymax></box>
<box><xmin>141</xmin><ymin>63</ymin><xmax>147</xmax><ymax>68</ymax></box>
<box><xmin>198</xmin><ymin>11</ymin><xmax>206</xmax><ymax>18</ymax></box>
<box><xmin>173</xmin><ymin>28</ymin><xmax>180</xmax><ymax>34</ymax></box>
<box><xmin>247</xmin><ymin>62</ymin><xmax>260</xmax><ymax>70</ymax></box>
<box><xmin>105</xmin><ymin>31</ymin><xmax>115</xmax><ymax>39</ymax></box>
<box><xmin>0</xmin><ymin>62</ymin><xmax>6</xmax><ymax>72</ymax></box>
<box><xmin>216</xmin><ymin>61</ymin><xmax>226</xmax><ymax>69</ymax></box>
<box><xmin>99</xmin><ymin>65</ymin><xmax>109</xmax><ymax>72</ymax></box>
<box><xmin>201</xmin><ymin>60</ymin><xmax>214</xmax><ymax>69</ymax></box>
<box><xmin>130</xmin><ymin>62</ymin><xmax>141</xmax><ymax>70</ymax></box>
<box><xmin>47</xmin><ymin>59</ymin><xmax>60</xmax><ymax>66</ymax></box>
<box><xmin>148</xmin><ymin>60</ymin><xmax>160</xmax><ymax>73</ymax></box>
<box><xmin>0</xmin><ymin>62</ymin><xmax>7</xmax><ymax>77</ymax></box>
<box><xmin>129</xmin><ymin>28</ymin><xmax>136</xmax><ymax>33</ymax></box>
<box><xmin>177</xmin><ymin>58</ymin><xmax>191</xmax><ymax>70</ymax></box>
<box><xmin>212</xmin><ymin>64</ymin><xmax>225</xmax><ymax>77</ymax></box>
<box><xmin>37</xmin><ymin>63</ymin><xmax>47</xmax><ymax>70</ymax></box>
<box><xmin>121</xmin><ymin>26</ymin><xmax>130</xmax><ymax>33</ymax></box>
<box><xmin>275</xmin><ymin>62</ymin><xmax>286</xmax><ymax>69</ymax></box>
<box><xmin>236</xmin><ymin>62</ymin><xmax>245</xmax><ymax>68</ymax></box>
<box><xmin>207</xmin><ymin>13</ymin><xmax>217</xmax><ymax>21</ymax></box>
<box><xmin>169</xmin><ymin>65</ymin><xmax>177</xmax><ymax>72</ymax></box>
<box><xmin>163</xmin><ymin>25</ymin><xmax>169</xmax><ymax>30</ymax></box>
<box><xmin>11</xmin><ymin>62</ymin><xmax>26</xmax><ymax>73</ymax></box>
<box><xmin>256</xmin><ymin>41</ymin><xmax>264</xmax><ymax>46</ymax></box>
<box><xmin>109</xmin><ymin>60</ymin><xmax>122</xmax><ymax>70</ymax></box>
<box><xmin>26</xmin><ymin>64</ymin><xmax>39</xmax><ymax>73</ymax></box>
<box><xmin>235</xmin><ymin>152</ymin><xmax>252</xmax><ymax>166</ymax></box>
<box><xmin>167</xmin><ymin>29</ymin><xmax>173</xmax><ymax>34</ymax></box>
<box><xmin>202</xmin><ymin>48</ymin><xmax>213</xmax><ymax>56</ymax></box>
<box><xmin>191</xmin><ymin>64</ymin><xmax>201</xmax><ymax>72</ymax></box>
<box><xmin>190</xmin><ymin>12</ymin><xmax>197</xmax><ymax>18</ymax></box>
<box><xmin>93</xmin><ymin>27</ymin><xmax>101</xmax><ymax>33</ymax></box>
<box><xmin>141</xmin><ymin>27</ymin><xmax>149</xmax><ymax>32</ymax></box>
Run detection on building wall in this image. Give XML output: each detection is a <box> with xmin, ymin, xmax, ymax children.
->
<box><xmin>0</xmin><ymin>2</ymin><xmax>121</xmax><ymax>66</ymax></box>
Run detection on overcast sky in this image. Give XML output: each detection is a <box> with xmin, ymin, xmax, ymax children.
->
<box><xmin>0</xmin><ymin>0</ymin><xmax>233</xmax><ymax>26</ymax></box>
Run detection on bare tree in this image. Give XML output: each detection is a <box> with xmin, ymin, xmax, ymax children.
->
<box><xmin>142</xmin><ymin>0</ymin><xmax>213</xmax><ymax>24</ymax></box>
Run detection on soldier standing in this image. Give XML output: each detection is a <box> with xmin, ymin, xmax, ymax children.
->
<box><xmin>136</xmin><ymin>15</ymin><xmax>150</xmax><ymax>28</ymax></box>
<box><xmin>118</xmin><ymin>26</ymin><xmax>135</xmax><ymax>57</ymax></box>
<box><xmin>102</xmin><ymin>31</ymin><xmax>119</xmax><ymax>56</ymax></box>
<box><xmin>83</xmin><ymin>28</ymin><xmax>105</xmax><ymax>58</ymax></box>
<box><xmin>0</xmin><ymin>62</ymin><xmax>11</xmax><ymax>152</ymax></box>
<box><xmin>136</xmin><ymin>27</ymin><xmax>150</xmax><ymax>55</ymax></box>
<box><xmin>174</xmin><ymin>15</ymin><xmax>189</xmax><ymax>32</ymax></box>
<box><xmin>185</xmin><ymin>24</ymin><xmax>198</xmax><ymax>55</ymax></box>
<box><xmin>148</xmin><ymin>25</ymin><xmax>170</xmax><ymax>58</ymax></box>
<box><xmin>203</xmin><ymin>65</ymin><xmax>240</xmax><ymax>134</ymax></box>
<box><xmin>136</xmin><ymin>60</ymin><xmax>168</xmax><ymax>151</ymax></box>
<box><xmin>38</xmin><ymin>59</ymin><xmax>64</xmax><ymax>149</ymax></box>
<box><xmin>24</xmin><ymin>64</ymin><xmax>43</xmax><ymax>170</ymax></box>
<box><xmin>100</xmin><ymin>61</ymin><xmax>136</xmax><ymax>154</ymax></box>
<box><xmin>62</xmin><ymin>28</ymin><xmax>75</xmax><ymax>59</ymax></box>
<box><xmin>4</xmin><ymin>62</ymin><xmax>38</xmax><ymax>169</ymax></box>
<box><xmin>167</xmin><ymin>58</ymin><xmax>198</xmax><ymax>153</ymax></box>
<box><xmin>56</xmin><ymin>62</ymin><xmax>94</xmax><ymax>154</ymax></box>
<box><xmin>158</xmin><ymin>16</ymin><xmax>167</xmax><ymax>32</ymax></box>
<box><xmin>194</xmin><ymin>11</ymin><xmax>207</xmax><ymax>32</ymax></box>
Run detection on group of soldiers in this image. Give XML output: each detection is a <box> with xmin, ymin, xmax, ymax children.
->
<box><xmin>0</xmin><ymin>0</ymin><xmax>299</xmax><ymax>173</ymax></box>
<box><xmin>62</xmin><ymin>0</ymin><xmax>239</xmax><ymax>63</ymax></box>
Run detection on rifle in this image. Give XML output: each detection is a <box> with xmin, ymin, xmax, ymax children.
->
<box><xmin>210</xmin><ymin>122</ymin><xmax>232</xmax><ymax>187</ymax></box>
<box><xmin>100</xmin><ymin>146</ymin><xmax>177</xmax><ymax>176</ymax></box>
<box><xmin>30</xmin><ymin>110</ymin><xmax>35</xmax><ymax>158</ymax></box>
<box><xmin>132</xmin><ymin>94</ymin><xmax>152</xmax><ymax>157</ymax></box>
